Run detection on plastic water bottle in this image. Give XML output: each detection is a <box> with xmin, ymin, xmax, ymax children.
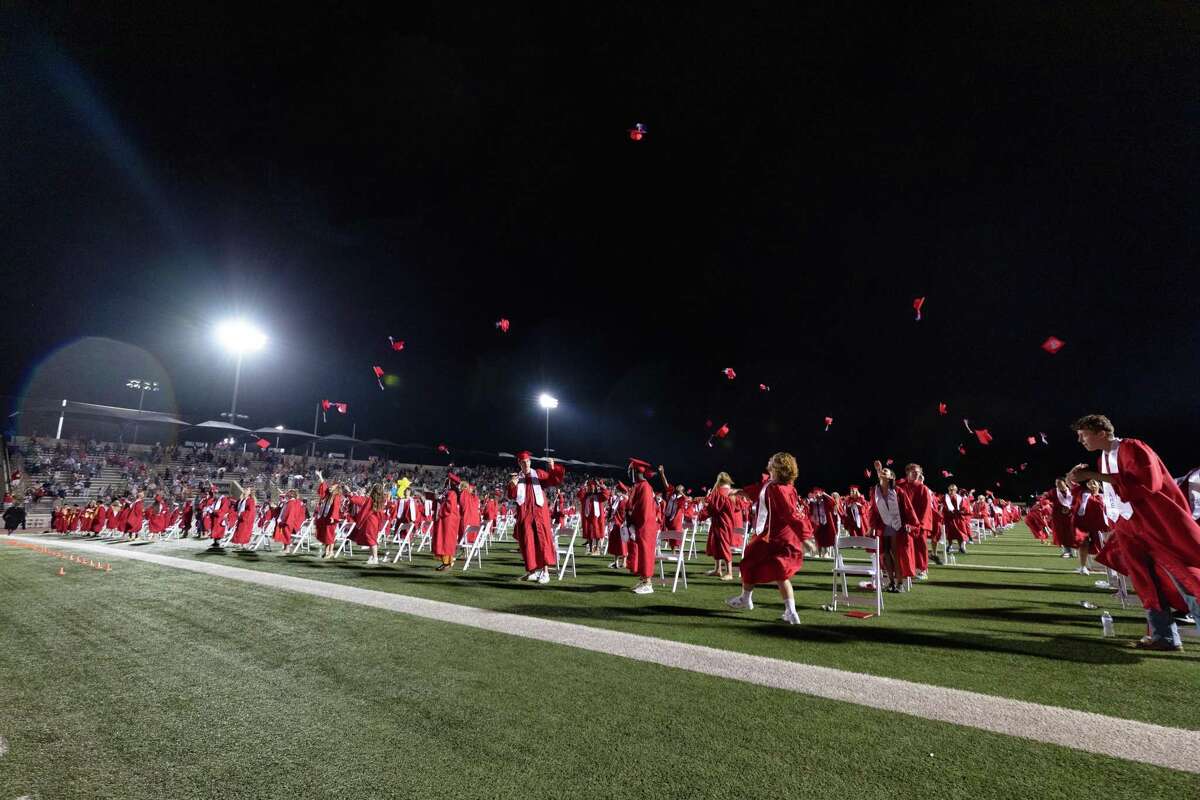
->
<box><xmin>1100</xmin><ymin>611</ymin><xmax>1115</xmax><ymax>637</ymax></box>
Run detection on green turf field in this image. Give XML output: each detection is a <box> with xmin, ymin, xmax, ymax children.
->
<box><xmin>66</xmin><ymin>523</ymin><xmax>1195</xmax><ymax>731</ymax></box>
<box><xmin>1</xmin><ymin>541</ymin><xmax>1196</xmax><ymax>800</ymax></box>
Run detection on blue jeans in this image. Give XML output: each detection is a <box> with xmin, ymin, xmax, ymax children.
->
<box><xmin>1145</xmin><ymin>568</ymin><xmax>1200</xmax><ymax>646</ymax></box>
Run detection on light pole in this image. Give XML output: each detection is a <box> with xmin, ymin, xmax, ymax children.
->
<box><xmin>274</xmin><ymin>424</ymin><xmax>285</xmax><ymax>450</ymax></box>
<box><xmin>215</xmin><ymin>319</ymin><xmax>266</xmax><ymax>428</ymax></box>
<box><xmin>125</xmin><ymin>379</ymin><xmax>159</xmax><ymax>444</ymax></box>
<box><xmin>538</xmin><ymin>393</ymin><xmax>558</xmax><ymax>458</ymax></box>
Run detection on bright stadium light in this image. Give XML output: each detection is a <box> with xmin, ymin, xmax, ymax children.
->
<box><xmin>538</xmin><ymin>393</ymin><xmax>558</xmax><ymax>457</ymax></box>
<box><xmin>215</xmin><ymin>319</ymin><xmax>267</xmax><ymax>427</ymax></box>
<box><xmin>216</xmin><ymin>320</ymin><xmax>267</xmax><ymax>354</ymax></box>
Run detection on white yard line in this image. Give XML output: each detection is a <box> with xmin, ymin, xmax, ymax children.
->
<box><xmin>12</xmin><ymin>534</ymin><xmax>1199</xmax><ymax>774</ymax></box>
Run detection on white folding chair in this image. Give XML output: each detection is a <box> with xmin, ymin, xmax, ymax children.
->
<box><xmin>655</xmin><ymin>530</ymin><xmax>688</xmax><ymax>592</ymax></box>
<box><xmin>731</xmin><ymin>524</ymin><xmax>751</xmax><ymax>557</ymax></box>
<box><xmin>554</xmin><ymin>524</ymin><xmax>578</xmax><ymax>580</ymax></box>
<box><xmin>248</xmin><ymin>518</ymin><xmax>276</xmax><ymax>551</ymax></box>
<box><xmin>286</xmin><ymin>519</ymin><xmax>315</xmax><ymax>554</ymax></box>
<box><xmin>831</xmin><ymin>534</ymin><xmax>884</xmax><ymax>616</ymax></box>
<box><xmin>413</xmin><ymin>519</ymin><xmax>433</xmax><ymax>554</ymax></box>
<box><xmin>459</xmin><ymin>521</ymin><xmax>491</xmax><ymax>571</ymax></box>
<box><xmin>332</xmin><ymin>520</ymin><xmax>357</xmax><ymax>558</ymax></box>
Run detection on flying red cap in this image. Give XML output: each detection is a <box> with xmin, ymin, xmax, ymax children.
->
<box><xmin>515</xmin><ymin>450</ymin><xmax>532</xmax><ymax>461</ymax></box>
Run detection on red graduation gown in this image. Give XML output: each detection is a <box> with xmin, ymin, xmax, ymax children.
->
<box><xmin>703</xmin><ymin>487</ymin><xmax>737</xmax><ymax>562</ymax></box>
<box><xmin>433</xmin><ymin>490</ymin><xmax>460</xmax><ymax>558</ymax></box>
<box><xmin>737</xmin><ymin>480</ymin><xmax>806</xmax><ymax>585</ymax></box>
<box><xmin>350</xmin><ymin>497</ymin><xmax>383</xmax><ymax>547</ymax></box>
<box><xmin>274</xmin><ymin>498</ymin><xmax>306</xmax><ymax>544</ymax></box>
<box><xmin>314</xmin><ymin>484</ymin><xmax>343</xmax><ymax>546</ymax></box>
<box><xmin>809</xmin><ymin>495</ymin><xmax>838</xmax><ymax>549</ymax></box>
<box><xmin>231</xmin><ymin>495</ymin><xmax>257</xmax><ymax>545</ymax></box>
<box><xmin>458</xmin><ymin>491</ymin><xmax>482</xmax><ymax>542</ymax></box>
<box><xmin>1094</xmin><ymin>438</ymin><xmax>1200</xmax><ymax>612</ymax></box>
<box><xmin>123</xmin><ymin>500</ymin><xmax>144</xmax><ymax>533</ymax></box>
<box><xmin>625</xmin><ymin>479</ymin><xmax>659</xmax><ymax>578</ymax></box>
<box><xmin>867</xmin><ymin>485</ymin><xmax>919</xmax><ymax>579</ymax></box>
<box><xmin>507</xmin><ymin>465</ymin><xmax>565</xmax><ymax>571</ymax></box>
<box><xmin>578</xmin><ymin>485</ymin><xmax>610</xmax><ymax>543</ymax></box>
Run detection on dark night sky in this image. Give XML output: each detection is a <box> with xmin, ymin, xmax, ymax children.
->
<box><xmin>2</xmin><ymin>3</ymin><xmax>1198</xmax><ymax>493</ymax></box>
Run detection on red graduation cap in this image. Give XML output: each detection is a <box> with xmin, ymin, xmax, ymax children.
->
<box><xmin>958</xmin><ymin>444</ymin><xmax>967</xmax><ymax>455</ymax></box>
<box><xmin>759</xmin><ymin>383</ymin><xmax>770</xmax><ymax>392</ymax></box>
<box><xmin>627</xmin><ymin>122</ymin><xmax>647</xmax><ymax>141</ymax></box>
<box><xmin>941</xmin><ymin>469</ymin><xmax>953</xmax><ymax>478</ymax></box>
<box><xmin>388</xmin><ymin>336</ymin><xmax>405</xmax><ymax>351</ymax></box>
<box><xmin>823</xmin><ymin>416</ymin><xmax>833</xmax><ymax>431</ymax></box>
<box><xmin>1019</xmin><ymin>462</ymin><xmax>1028</xmax><ymax>471</ymax></box>
<box><xmin>495</xmin><ymin>318</ymin><xmax>511</xmax><ymax>333</ymax></box>
<box><xmin>885</xmin><ymin>458</ymin><xmax>894</xmax><ymax>466</ymax></box>
<box><xmin>938</xmin><ymin>402</ymin><xmax>948</xmax><ymax>415</ymax></box>
<box><xmin>913</xmin><ymin>296</ymin><xmax>925</xmax><ymax>321</ymax></box>
<box><xmin>335</xmin><ymin>403</ymin><xmax>348</xmax><ymax>414</ymax></box>
<box><xmin>321</xmin><ymin>399</ymin><xmax>332</xmax><ymax>411</ymax></box>
<box><xmin>256</xmin><ymin>438</ymin><xmax>270</xmax><ymax>450</ymax></box>
<box><xmin>1005</xmin><ymin>467</ymin><xmax>1016</xmax><ymax>474</ymax></box>
<box><xmin>515</xmin><ymin>450</ymin><xmax>532</xmax><ymax>461</ymax></box>
<box><xmin>705</xmin><ymin>419</ymin><xmax>713</xmax><ymax>428</ymax></box>
<box><xmin>1027</xmin><ymin>436</ymin><xmax>1037</xmax><ymax>446</ymax></box>
<box><xmin>1040</xmin><ymin>336</ymin><xmax>1065</xmax><ymax>354</ymax></box>
<box><xmin>372</xmin><ymin>365</ymin><xmax>385</xmax><ymax>390</ymax></box>
<box><xmin>723</xmin><ymin>367</ymin><xmax>736</xmax><ymax>380</ymax></box>
<box><xmin>974</xmin><ymin>429</ymin><xmax>993</xmax><ymax>445</ymax></box>
<box><xmin>437</xmin><ymin>444</ymin><xmax>450</xmax><ymax>454</ymax></box>
<box><xmin>848</xmin><ymin>484</ymin><xmax>860</xmax><ymax>491</ymax></box>
<box><xmin>714</xmin><ymin>423</ymin><xmax>730</xmax><ymax>439</ymax></box>
<box><xmin>627</xmin><ymin>457</ymin><xmax>654</xmax><ymax>476</ymax></box>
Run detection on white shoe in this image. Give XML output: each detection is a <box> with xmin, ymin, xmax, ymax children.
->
<box><xmin>780</xmin><ymin>610</ymin><xmax>801</xmax><ymax>625</ymax></box>
<box><xmin>917</xmin><ymin>571</ymin><xmax>928</xmax><ymax>581</ymax></box>
<box><xmin>725</xmin><ymin>594</ymin><xmax>753</xmax><ymax>610</ymax></box>
<box><xmin>524</xmin><ymin>571</ymin><xmax>541</xmax><ymax>581</ymax></box>
<box><xmin>632</xmin><ymin>582</ymin><xmax>654</xmax><ymax>595</ymax></box>
<box><xmin>607</xmin><ymin>560</ymin><xmax>619</xmax><ymax>569</ymax></box>
<box><xmin>536</xmin><ymin>571</ymin><xmax>550</xmax><ymax>584</ymax></box>
<box><xmin>365</xmin><ymin>557</ymin><xmax>378</xmax><ymax>566</ymax></box>
<box><xmin>1076</xmin><ymin>566</ymin><xmax>1090</xmax><ymax>575</ymax></box>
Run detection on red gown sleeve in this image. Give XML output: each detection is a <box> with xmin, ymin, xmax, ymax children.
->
<box><xmin>1111</xmin><ymin>439</ymin><xmax>1165</xmax><ymax>503</ymax></box>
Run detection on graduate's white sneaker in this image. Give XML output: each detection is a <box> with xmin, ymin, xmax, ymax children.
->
<box><xmin>780</xmin><ymin>610</ymin><xmax>802</xmax><ymax>625</ymax></box>
<box><xmin>536</xmin><ymin>571</ymin><xmax>550</xmax><ymax>584</ymax></box>
<box><xmin>524</xmin><ymin>571</ymin><xmax>541</xmax><ymax>581</ymax></box>
<box><xmin>632</xmin><ymin>582</ymin><xmax>654</xmax><ymax>595</ymax></box>
<box><xmin>1075</xmin><ymin>566</ymin><xmax>1091</xmax><ymax>575</ymax></box>
<box><xmin>607</xmin><ymin>560</ymin><xmax>619</xmax><ymax>569</ymax></box>
<box><xmin>725</xmin><ymin>594</ymin><xmax>753</xmax><ymax>610</ymax></box>
<box><xmin>916</xmin><ymin>571</ymin><xmax>928</xmax><ymax>581</ymax></box>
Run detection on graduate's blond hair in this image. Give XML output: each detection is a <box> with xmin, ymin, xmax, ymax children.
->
<box><xmin>768</xmin><ymin>453</ymin><xmax>798</xmax><ymax>484</ymax></box>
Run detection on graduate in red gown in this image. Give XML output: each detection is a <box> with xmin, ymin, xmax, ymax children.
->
<box><xmin>349</xmin><ymin>483</ymin><xmax>388</xmax><ymax>565</ymax></box>
<box><xmin>1070</xmin><ymin>478</ymin><xmax>1111</xmax><ymax>576</ymax></box>
<box><xmin>458</xmin><ymin>480</ymin><xmax>482</xmax><ymax>553</ymax></box>
<box><xmin>868</xmin><ymin>461</ymin><xmax>919</xmax><ymax>592</ymax></box>
<box><xmin>897</xmin><ymin>464</ymin><xmax>936</xmax><ymax>581</ymax></box>
<box><xmin>122</xmin><ymin>492</ymin><xmax>145</xmax><ymax>539</ymax></box>
<box><xmin>1067</xmin><ymin>414</ymin><xmax>1200</xmax><ymax>650</ymax></box>
<box><xmin>274</xmin><ymin>489</ymin><xmax>306</xmax><ymax>548</ymax></box>
<box><xmin>432</xmin><ymin>474</ymin><xmax>461</xmax><ymax>571</ymax></box>
<box><xmin>229</xmin><ymin>483</ymin><xmax>257</xmax><ymax>548</ymax></box>
<box><xmin>578</xmin><ymin>479</ymin><xmax>610</xmax><ymax>555</ymax></box>
<box><xmin>840</xmin><ymin>485</ymin><xmax>868</xmax><ymax>538</ymax></box>
<box><xmin>624</xmin><ymin>460</ymin><xmax>659</xmax><ymax>594</ymax></box>
<box><xmin>942</xmin><ymin>485</ymin><xmax>972</xmax><ymax>553</ymax></box>
<box><xmin>1048</xmin><ymin>478</ymin><xmax>1079</xmax><ymax>558</ymax></box>
<box><xmin>701</xmin><ymin>471</ymin><xmax>738</xmax><ymax>580</ymax></box>
<box><xmin>808</xmin><ymin>488</ymin><xmax>838</xmax><ymax>555</ymax></box>
<box><xmin>313</xmin><ymin>472</ymin><xmax>344</xmax><ymax>559</ymax></box>
<box><xmin>658</xmin><ymin>467</ymin><xmax>689</xmax><ymax>550</ymax></box>
<box><xmin>90</xmin><ymin>502</ymin><xmax>107</xmax><ymax>537</ymax></box>
<box><xmin>506</xmin><ymin>451</ymin><xmax>565</xmax><ymax>584</ymax></box>
<box><xmin>605</xmin><ymin>483</ymin><xmax>630</xmax><ymax>569</ymax></box>
<box><xmin>724</xmin><ymin>453</ymin><xmax>807</xmax><ymax>624</ymax></box>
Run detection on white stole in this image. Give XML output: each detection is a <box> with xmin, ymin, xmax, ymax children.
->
<box><xmin>755</xmin><ymin>482</ymin><xmax>773</xmax><ymax>534</ymax></box>
<box><xmin>515</xmin><ymin>470</ymin><xmax>545</xmax><ymax>506</ymax></box>
<box><xmin>1100</xmin><ymin>440</ymin><xmax>1134</xmax><ymax>521</ymax></box>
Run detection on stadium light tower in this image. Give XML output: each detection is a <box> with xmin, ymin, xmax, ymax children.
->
<box><xmin>538</xmin><ymin>392</ymin><xmax>558</xmax><ymax>458</ymax></box>
<box><xmin>125</xmin><ymin>378</ymin><xmax>159</xmax><ymax>444</ymax></box>
<box><xmin>215</xmin><ymin>320</ymin><xmax>267</xmax><ymax>427</ymax></box>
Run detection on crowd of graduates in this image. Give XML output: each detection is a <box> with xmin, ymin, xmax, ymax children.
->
<box><xmin>21</xmin><ymin>413</ymin><xmax>1200</xmax><ymax>650</ymax></box>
